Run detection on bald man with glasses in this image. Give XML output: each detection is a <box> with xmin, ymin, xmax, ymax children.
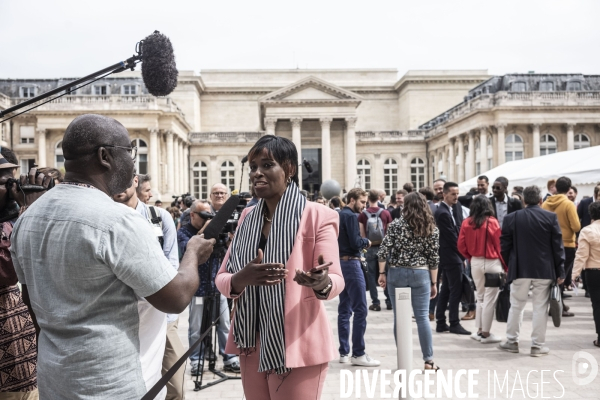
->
<box><xmin>210</xmin><ymin>183</ymin><xmax>229</xmax><ymax>213</ymax></box>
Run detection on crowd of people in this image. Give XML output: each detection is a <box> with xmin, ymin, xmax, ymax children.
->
<box><xmin>1</xmin><ymin>113</ymin><xmax>600</xmax><ymax>399</ymax></box>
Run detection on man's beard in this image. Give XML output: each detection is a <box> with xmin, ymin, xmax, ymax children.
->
<box><xmin>107</xmin><ymin>158</ymin><xmax>134</xmax><ymax>197</ymax></box>
<box><xmin>435</xmin><ymin>192</ymin><xmax>444</xmax><ymax>202</ymax></box>
<box><xmin>352</xmin><ymin>204</ymin><xmax>361</xmax><ymax>214</ymax></box>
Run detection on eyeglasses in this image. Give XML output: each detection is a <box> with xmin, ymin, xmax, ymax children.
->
<box><xmin>211</xmin><ymin>192</ymin><xmax>227</xmax><ymax>197</ymax></box>
<box><xmin>98</xmin><ymin>145</ymin><xmax>137</xmax><ymax>160</ymax></box>
<box><xmin>492</xmin><ymin>186</ymin><xmax>502</xmax><ymax>190</ymax></box>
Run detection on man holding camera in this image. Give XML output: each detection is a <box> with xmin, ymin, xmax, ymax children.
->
<box><xmin>178</xmin><ymin>200</ymin><xmax>240</xmax><ymax>376</ymax></box>
<box><xmin>10</xmin><ymin>114</ymin><xmax>216</xmax><ymax>399</ymax></box>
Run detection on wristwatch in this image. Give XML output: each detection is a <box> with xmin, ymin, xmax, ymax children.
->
<box><xmin>316</xmin><ymin>279</ymin><xmax>333</xmax><ymax>296</ymax></box>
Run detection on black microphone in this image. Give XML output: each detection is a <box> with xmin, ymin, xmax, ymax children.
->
<box><xmin>140</xmin><ymin>31</ymin><xmax>178</xmax><ymax>97</ymax></box>
<box><xmin>202</xmin><ymin>195</ymin><xmax>240</xmax><ymax>240</ymax></box>
<box><xmin>241</xmin><ymin>155</ymin><xmax>248</xmax><ymax>164</ymax></box>
<box><xmin>303</xmin><ymin>159</ymin><xmax>313</xmax><ymax>173</ymax></box>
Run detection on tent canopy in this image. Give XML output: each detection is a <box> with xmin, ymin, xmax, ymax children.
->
<box><xmin>459</xmin><ymin>146</ymin><xmax>600</xmax><ymax>200</ymax></box>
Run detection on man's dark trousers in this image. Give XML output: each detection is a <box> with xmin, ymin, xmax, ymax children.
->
<box><xmin>366</xmin><ymin>246</ymin><xmax>390</xmax><ymax>306</ymax></box>
<box><xmin>563</xmin><ymin>247</ymin><xmax>576</xmax><ymax>291</ymax></box>
<box><xmin>338</xmin><ymin>259</ymin><xmax>367</xmax><ymax>357</ymax></box>
<box><xmin>436</xmin><ymin>263</ymin><xmax>463</xmax><ymax>327</ymax></box>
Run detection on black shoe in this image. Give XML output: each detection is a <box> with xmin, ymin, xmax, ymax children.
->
<box><xmin>449</xmin><ymin>325</ymin><xmax>471</xmax><ymax>335</ymax></box>
<box><xmin>563</xmin><ymin>293</ymin><xmax>572</xmax><ymax>299</ymax></box>
<box><xmin>369</xmin><ymin>304</ymin><xmax>381</xmax><ymax>311</ymax></box>
<box><xmin>386</xmin><ymin>303</ymin><xmax>393</xmax><ymax>310</ymax></box>
<box><xmin>461</xmin><ymin>305</ymin><xmax>468</xmax><ymax>312</ymax></box>
<box><xmin>436</xmin><ymin>324</ymin><xmax>450</xmax><ymax>333</ymax></box>
<box><xmin>224</xmin><ymin>360</ymin><xmax>240</xmax><ymax>373</ymax></box>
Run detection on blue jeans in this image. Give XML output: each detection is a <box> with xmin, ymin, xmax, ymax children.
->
<box><xmin>338</xmin><ymin>259</ymin><xmax>367</xmax><ymax>357</ymax></box>
<box><xmin>188</xmin><ymin>294</ymin><xmax>238</xmax><ymax>365</ymax></box>
<box><xmin>366</xmin><ymin>246</ymin><xmax>390</xmax><ymax>306</ymax></box>
<box><xmin>387</xmin><ymin>267</ymin><xmax>433</xmax><ymax>362</ymax></box>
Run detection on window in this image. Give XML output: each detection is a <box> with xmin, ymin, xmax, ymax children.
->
<box><xmin>20</xmin><ymin>126</ymin><xmax>35</xmax><ymax>144</ymax></box>
<box><xmin>356</xmin><ymin>159</ymin><xmax>371</xmax><ymax>190</ymax></box>
<box><xmin>505</xmin><ymin>134</ymin><xmax>523</xmax><ymax>162</ymax></box>
<box><xmin>575</xmin><ymin>133</ymin><xmax>590</xmax><ymax>150</ymax></box>
<box><xmin>383</xmin><ymin>158</ymin><xmax>398</xmax><ymax>195</ymax></box>
<box><xmin>122</xmin><ymin>85</ymin><xmax>137</xmax><ymax>95</ymax></box>
<box><xmin>487</xmin><ymin>136</ymin><xmax>493</xmax><ymax>170</ymax></box>
<box><xmin>20</xmin><ymin>159</ymin><xmax>35</xmax><ymax>171</ymax></box>
<box><xmin>20</xmin><ymin>87</ymin><xmax>36</xmax><ymax>98</ymax></box>
<box><xmin>540</xmin><ymin>134</ymin><xmax>557</xmax><ymax>156</ymax></box>
<box><xmin>511</xmin><ymin>81</ymin><xmax>527</xmax><ymax>92</ymax></box>
<box><xmin>410</xmin><ymin>158</ymin><xmax>425</xmax><ymax>190</ymax></box>
<box><xmin>539</xmin><ymin>81</ymin><xmax>554</xmax><ymax>91</ymax></box>
<box><xmin>221</xmin><ymin>161</ymin><xmax>235</xmax><ymax>192</ymax></box>
<box><xmin>566</xmin><ymin>81</ymin><xmax>582</xmax><ymax>91</ymax></box>
<box><xmin>93</xmin><ymin>85</ymin><xmax>108</xmax><ymax>95</ymax></box>
<box><xmin>474</xmin><ymin>139</ymin><xmax>481</xmax><ymax>176</ymax></box>
<box><xmin>132</xmin><ymin>138</ymin><xmax>148</xmax><ymax>174</ymax></box>
<box><xmin>55</xmin><ymin>141</ymin><xmax>64</xmax><ymax>170</ymax></box>
<box><xmin>193</xmin><ymin>161</ymin><xmax>208</xmax><ymax>200</ymax></box>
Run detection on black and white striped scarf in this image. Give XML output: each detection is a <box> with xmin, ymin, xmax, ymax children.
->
<box><xmin>226</xmin><ymin>183</ymin><xmax>306</xmax><ymax>374</ymax></box>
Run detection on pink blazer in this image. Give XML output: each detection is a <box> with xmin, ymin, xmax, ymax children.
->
<box><xmin>215</xmin><ymin>202</ymin><xmax>344</xmax><ymax>368</ymax></box>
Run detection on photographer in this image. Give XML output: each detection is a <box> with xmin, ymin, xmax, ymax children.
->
<box><xmin>177</xmin><ymin>200</ymin><xmax>240</xmax><ymax>376</ymax></box>
<box><xmin>176</xmin><ymin>194</ymin><xmax>194</xmax><ymax>230</ymax></box>
<box><xmin>0</xmin><ymin>147</ymin><xmax>52</xmax><ymax>400</ymax></box>
<box><xmin>10</xmin><ymin>114</ymin><xmax>215</xmax><ymax>399</ymax></box>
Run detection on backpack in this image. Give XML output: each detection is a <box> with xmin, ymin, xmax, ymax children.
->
<box><xmin>146</xmin><ymin>205</ymin><xmax>164</xmax><ymax>248</ymax></box>
<box><xmin>362</xmin><ymin>208</ymin><xmax>385</xmax><ymax>245</ymax></box>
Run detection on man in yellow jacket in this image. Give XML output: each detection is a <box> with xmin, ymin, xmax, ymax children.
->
<box><xmin>542</xmin><ymin>176</ymin><xmax>581</xmax><ymax>317</ymax></box>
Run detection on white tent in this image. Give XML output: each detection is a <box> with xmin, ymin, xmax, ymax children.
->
<box><xmin>459</xmin><ymin>146</ymin><xmax>600</xmax><ymax>200</ymax></box>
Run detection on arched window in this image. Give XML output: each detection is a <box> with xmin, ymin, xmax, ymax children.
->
<box><xmin>132</xmin><ymin>138</ymin><xmax>148</xmax><ymax>174</ymax></box>
<box><xmin>575</xmin><ymin>133</ymin><xmax>590</xmax><ymax>150</ymax></box>
<box><xmin>410</xmin><ymin>158</ymin><xmax>425</xmax><ymax>190</ymax></box>
<box><xmin>474</xmin><ymin>139</ymin><xmax>481</xmax><ymax>175</ymax></box>
<box><xmin>383</xmin><ymin>158</ymin><xmax>398</xmax><ymax>195</ymax></box>
<box><xmin>487</xmin><ymin>136</ymin><xmax>493</xmax><ymax>170</ymax></box>
<box><xmin>357</xmin><ymin>159</ymin><xmax>371</xmax><ymax>190</ymax></box>
<box><xmin>55</xmin><ymin>141</ymin><xmax>64</xmax><ymax>171</ymax></box>
<box><xmin>193</xmin><ymin>161</ymin><xmax>208</xmax><ymax>200</ymax></box>
<box><xmin>511</xmin><ymin>81</ymin><xmax>527</xmax><ymax>92</ymax></box>
<box><xmin>221</xmin><ymin>161</ymin><xmax>235</xmax><ymax>192</ymax></box>
<box><xmin>539</xmin><ymin>81</ymin><xmax>554</xmax><ymax>92</ymax></box>
<box><xmin>505</xmin><ymin>134</ymin><xmax>523</xmax><ymax>162</ymax></box>
<box><xmin>540</xmin><ymin>134</ymin><xmax>557</xmax><ymax>156</ymax></box>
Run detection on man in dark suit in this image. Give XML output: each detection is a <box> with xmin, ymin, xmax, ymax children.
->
<box><xmin>489</xmin><ymin>176</ymin><xmax>523</xmax><ymax>228</ymax></box>
<box><xmin>498</xmin><ymin>185</ymin><xmax>565</xmax><ymax>357</ymax></box>
<box><xmin>578</xmin><ymin>185</ymin><xmax>600</xmax><ymax>230</ymax></box>
<box><xmin>434</xmin><ymin>182</ymin><xmax>470</xmax><ymax>335</ymax></box>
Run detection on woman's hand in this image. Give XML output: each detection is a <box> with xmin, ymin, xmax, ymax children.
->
<box><xmin>231</xmin><ymin>249</ymin><xmax>288</xmax><ymax>293</ymax></box>
<box><xmin>430</xmin><ymin>283</ymin><xmax>438</xmax><ymax>299</ymax></box>
<box><xmin>294</xmin><ymin>254</ymin><xmax>332</xmax><ymax>291</ymax></box>
<box><xmin>378</xmin><ymin>273</ymin><xmax>386</xmax><ymax>289</ymax></box>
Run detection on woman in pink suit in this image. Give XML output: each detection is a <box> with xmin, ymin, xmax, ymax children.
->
<box><xmin>215</xmin><ymin>135</ymin><xmax>344</xmax><ymax>400</ymax></box>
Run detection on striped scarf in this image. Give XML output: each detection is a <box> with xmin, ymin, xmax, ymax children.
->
<box><xmin>226</xmin><ymin>183</ymin><xmax>306</xmax><ymax>374</ymax></box>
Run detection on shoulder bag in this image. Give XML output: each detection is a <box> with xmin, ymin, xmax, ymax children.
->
<box><xmin>483</xmin><ymin>218</ymin><xmax>507</xmax><ymax>288</ymax></box>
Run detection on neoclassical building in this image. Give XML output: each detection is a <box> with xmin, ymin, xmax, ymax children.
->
<box><xmin>1</xmin><ymin>69</ymin><xmax>598</xmax><ymax>200</ymax></box>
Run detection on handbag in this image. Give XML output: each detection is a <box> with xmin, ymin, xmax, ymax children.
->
<box><xmin>0</xmin><ymin>222</ymin><xmax>17</xmax><ymax>287</ymax></box>
<box><xmin>495</xmin><ymin>283</ymin><xmax>511</xmax><ymax>322</ymax></box>
<box><xmin>483</xmin><ymin>218</ymin><xmax>506</xmax><ymax>288</ymax></box>
<box><xmin>549</xmin><ymin>281</ymin><xmax>563</xmax><ymax>328</ymax></box>
<box><xmin>461</xmin><ymin>270</ymin><xmax>476</xmax><ymax>304</ymax></box>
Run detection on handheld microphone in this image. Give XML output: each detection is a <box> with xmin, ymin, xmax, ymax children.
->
<box><xmin>140</xmin><ymin>31</ymin><xmax>178</xmax><ymax>97</ymax></box>
<box><xmin>303</xmin><ymin>159</ymin><xmax>313</xmax><ymax>173</ymax></box>
<box><xmin>202</xmin><ymin>195</ymin><xmax>240</xmax><ymax>240</ymax></box>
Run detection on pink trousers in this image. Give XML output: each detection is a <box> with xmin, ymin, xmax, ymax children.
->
<box><xmin>239</xmin><ymin>336</ymin><xmax>329</xmax><ymax>400</ymax></box>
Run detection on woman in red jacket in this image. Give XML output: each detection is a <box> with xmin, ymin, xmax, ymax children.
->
<box><xmin>458</xmin><ymin>196</ymin><xmax>506</xmax><ymax>344</ymax></box>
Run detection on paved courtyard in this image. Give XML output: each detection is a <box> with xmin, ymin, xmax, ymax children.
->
<box><xmin>176</xmin><ymin>288</ymin><xmax>600</xmax><ymax>399</ymax></box>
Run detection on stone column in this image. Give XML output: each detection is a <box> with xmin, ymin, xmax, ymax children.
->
<box><xmin>265</xmin><ymin>118</ymin><xmax>277</xmax><ymax>136</ymax></box>
<box><xmin>320</xmin><ymin>117</ymin><xmax>332</xmax><ymax>181</ymax></box>
<box><xmin>532</xmin><ymin>123</ymin><xmax>541</xmax><ymax>158</ymax></box>
<box><xmin>448</xmin><ymin>139</ymin><xmax>455</xmax><ymax>182</ymax></box>
<box><xmin>173</xmin><ymin>138</ymin><xmax>181</xmax><ymax>194</ymax></box>
<box><xmin>496</xmin><ymin>124</ymin><xmax>506</xmax><ymax>165</ymax></box>
<box><xmin>291</xmin><ymin>118</ymin><xmax>303</xmax><ymax>184</ymax></box>
<box><xmin>345</xmin><ymin>117</ymin><xmax>357</xmax><ymax>190</ymax></box>
<box><xmin>148</xmin><ymin>128</ymin><xmax>159</xmax><ymax>194</ymax></box>
<box><xmin>480</xmin><ymin>127</ymin><xmax>487</xmax><ymax>173</ymax></box>
<box><xmin>184</xmin><ymin>144</ymin><xmax>190</xmax><ymax>194</ymax></box>
<box><xmin>166</xmin><ymin>131</ymin><xmax>174</xmax><ymax>195</ymax></box>
<box><xmin>467</xmin><ymin>131</ymin><xmax>475</xmax><ymax>180</ymax></box>
<box><xmin>567</xmin><ymin>123</ymin><xmax>575</xmax><ymax>151</ymax></box>
<box><xmin>457</xmin><ymin>134</ymin><xmax>465</xmax><ymax>183</ymax></box>
<box><xmin>179</xmin><ymin>139</ymin><xmax>185</xmax><ymax>194</ymax></box>
<box><xmin>36</xmin><ymin>128</ymin><xmax>47</xmax><ymax>167</ymax></box>
<box><xmin>400</xmin><ymin>153</ymin><xmax>409</xmax><ymax>188</ymax></box>
<box><xmin>440</xmin><ymin>147</ymin><xmax>447</xmax><ymax>178</ymax></box>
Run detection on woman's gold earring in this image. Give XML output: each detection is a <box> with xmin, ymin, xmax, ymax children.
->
<box><xmin>286</xmin><ymin>176</ymin><xmax>292</xmax><ymax>184</ymax></box>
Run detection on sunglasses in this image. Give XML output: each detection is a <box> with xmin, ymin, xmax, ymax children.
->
<box><xmin>492</xmin><ymin>186</ymin><xmax>503</xmax><ymax>190</ymax></box>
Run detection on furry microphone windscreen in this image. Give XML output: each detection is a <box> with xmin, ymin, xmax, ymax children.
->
<box><xmin>141</xmin><ymin>31</ymin><xmax>178</xmax><ymax>96</ymax></box>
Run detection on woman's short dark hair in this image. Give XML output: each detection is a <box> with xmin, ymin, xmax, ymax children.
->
<box><xmin>469</xmin><ymin>196</ymin><xmax>495</xmax><ymax>229</ymax></box>
<box><xmin>247</xmin><ymin>135</ymin><xmax>299</xmax><ymax>186</ymax></box>
<box><xmin>589</xmin><ymin>201</ymin><xmax>600</xmax><ymax>221</ymax></box>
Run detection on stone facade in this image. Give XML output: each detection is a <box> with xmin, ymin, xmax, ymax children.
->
<box><xmin>9</xmin><ymin>70</ymin><xmax>599</xmax><ymax>200</ymax></box>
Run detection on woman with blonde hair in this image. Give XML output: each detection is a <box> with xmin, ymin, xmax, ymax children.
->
<box><xmin>378</xmin><ymin>192</ymin><xmax>440</xmax><ymax>370</ymax></box>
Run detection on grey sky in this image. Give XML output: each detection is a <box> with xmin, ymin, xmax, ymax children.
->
<box><xmin>1</xmin><ymin>0</ymin><xmax>599</xmax><ymax>79</ymax></box>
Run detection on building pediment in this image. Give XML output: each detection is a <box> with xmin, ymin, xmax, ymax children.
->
<box><xmin>259</xmin><ymin>76</ymin><xmax>363</xmax><ymax>103</ymax></box>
